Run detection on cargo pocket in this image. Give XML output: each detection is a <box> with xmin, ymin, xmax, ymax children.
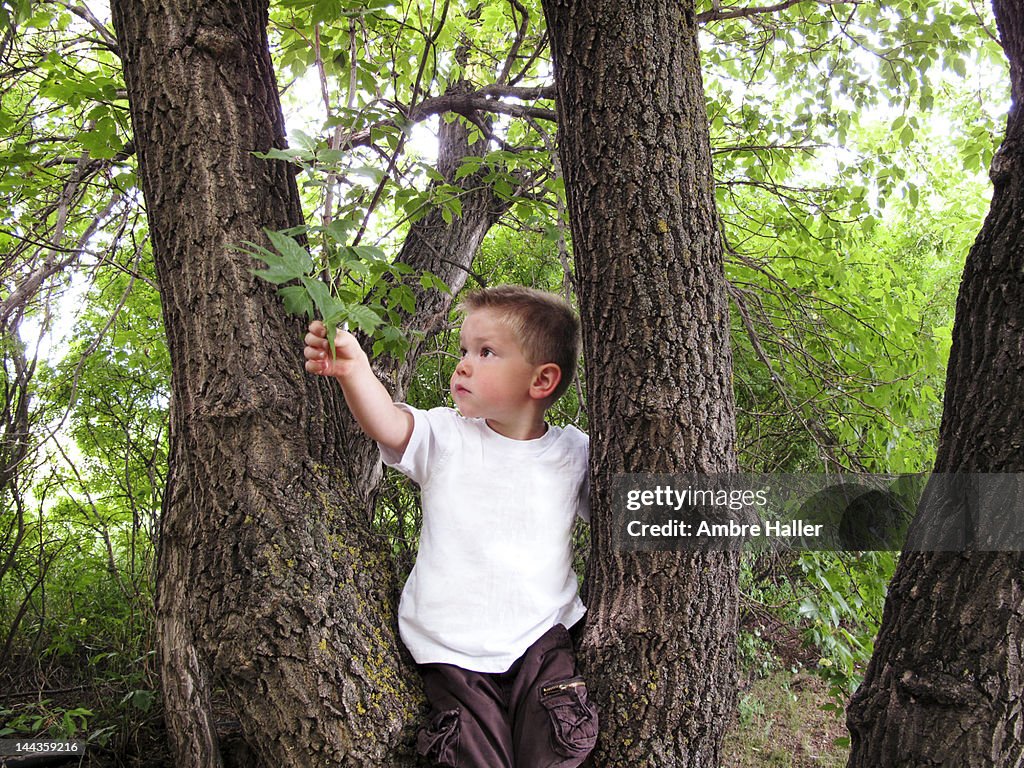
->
<box><xmin>416</xmin><ymin>708</ymin><xmax>460</xmax><ymax>767</ymax></box>
<box><xmin>539</xmin><ymin>676</ymin><xmax>599</xmax><ymax>760</ymax></box>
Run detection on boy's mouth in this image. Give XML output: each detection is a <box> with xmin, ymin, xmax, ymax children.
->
<box><xmin>453</xmin><ymin>383</ymin><xmax>470</xmax><ymax>396</ymax></box>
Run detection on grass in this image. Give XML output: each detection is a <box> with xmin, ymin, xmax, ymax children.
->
<box><xmin>722</xmin><ymin>669</ymin><xmax>850</xmax><ymax>768</ymax></box>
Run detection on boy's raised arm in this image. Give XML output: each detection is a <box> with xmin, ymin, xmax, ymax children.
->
<box><xmin>303</xmin><ymin>320</ymin><xmax>413</xmax><ymax>455</ymax></box>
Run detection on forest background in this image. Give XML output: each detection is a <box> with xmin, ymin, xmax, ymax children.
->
<box><xmin>0</xmin><ymin>0</ymin><xmax>1012</xmax><ymax>765</ymax></box>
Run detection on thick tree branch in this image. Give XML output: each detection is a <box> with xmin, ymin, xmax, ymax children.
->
<box><xmin>335</xmin><ymin>85</ymin><xmax>557</xmax><ymax>151</ymax></box>
<box><xmin>54</xmin><ymin>1</ymin><xmax>120</xmax><ymax>54</ymax></box>
<box><xmin>497</xmin><ymin>0</ymin><xmax>530</xmax><ymax>85</ymax></box>
<box><xmin>697</xmin><ymin>0</ymin><xmax>859</xmax><ymax>24</ymax></box>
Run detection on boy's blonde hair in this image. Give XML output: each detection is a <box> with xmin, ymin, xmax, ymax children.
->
<box><xmin>458</xmin><ymin>285</ymin><xmax>580</xmax><ymax>403</ymax></box>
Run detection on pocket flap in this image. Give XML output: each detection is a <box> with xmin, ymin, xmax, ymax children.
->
<box><xmin>539</xmin><ymin>676</ymin><xmax>599</xmax><ymax>758</ymax></box>
<box><xmin>416</xmin><ymin>707</ymin><xmax>460</xmax><ymax>767</ymax></box>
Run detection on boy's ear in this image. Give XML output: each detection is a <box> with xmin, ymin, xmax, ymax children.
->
<box><xmin>529</xmin><ymin>363</ymin><xmax>562</xmax><ymax>401</ymax></box>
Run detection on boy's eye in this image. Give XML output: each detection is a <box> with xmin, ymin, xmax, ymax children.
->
<box><xmin>459</xmin><ymin>348</ymin><xmax>467</xmax><ymax>357</ymax></box>
<box><xmin>481</xmin><ymin>348</ymin><xmax>494</xmax><ymax>357</ymax></box>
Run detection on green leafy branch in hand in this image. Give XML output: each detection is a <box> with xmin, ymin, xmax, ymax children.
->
<box><xmin>238</xmin><ymin>224</ymin><xmax>448</xmax><ymax>359</ymax></box>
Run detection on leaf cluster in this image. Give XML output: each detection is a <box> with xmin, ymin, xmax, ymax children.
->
<box><xmin>242</xmin><ymin>225</ymin><xmax>449</xmax><ymax>359</ymax></box>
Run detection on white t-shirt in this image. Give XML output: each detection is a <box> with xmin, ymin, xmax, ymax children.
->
<box><xmin>379</xmin><ymin>405</ymin><xmax>589</xmax><ymax>673</ymax></box>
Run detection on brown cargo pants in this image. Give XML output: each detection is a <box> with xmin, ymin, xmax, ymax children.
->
<box><xmin>416</xmin><ymin>623</ymin><xmax>599</xmax><ymax>768</ymax></box>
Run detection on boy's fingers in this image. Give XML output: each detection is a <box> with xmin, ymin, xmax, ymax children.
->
<box><xmin>303</xmin><ymin>344</ymin><xmax>327</xmax><ymax>361</ymax></box>
<box><xmin>308</xmin><ymin>320</ymin><xmax>326</xmax><ymax>336</ymax></box>
<box><xmin>304</xmin><ymin>331</ymin><xmax>328</xmax><ymax>348</ymax></box>
<box><xmin>305</xmin><ymin>354</ymin><xmax>333</xmax><ymax>372</ymax></box>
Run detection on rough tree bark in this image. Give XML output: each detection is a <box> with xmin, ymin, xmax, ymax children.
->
<box><xmin>113</xmin><ymin>0</ymin><xmax>743</xmax><ymax>763</ymax></box>
<box><xmin>110</xmin><ymin>2</ymin><xmax>506</xmax><ymax>766</ymax></box>
<box><xmin>110</xmin><ymin>2</ymin><xmax>416</xmax><ymax>765</ymax></box>
<box><xmin>542</xmin><ymin>1</ymin><xmax>740</xmax><ymax>765</ymax></box>
<box><xmin>846</xmin><ymin>2</ymin><xmax>1024</xmax><ymax>765</ymax></box>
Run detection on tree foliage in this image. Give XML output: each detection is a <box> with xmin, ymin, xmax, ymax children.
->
<box><xmin>0</xmin><ymin>0</ymin><xmax>1011</xmax><ymax>761</ymax></box>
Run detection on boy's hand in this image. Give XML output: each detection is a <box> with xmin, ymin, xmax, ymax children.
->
<box><xmin>302</xmin><ymin>321</ymin><xmax>412</xmax><ymax>453</ymax></box>
<box><xmin>303</xmin><ymin>320</ymin><xmax>366</xmax><ymax>379</ymax></box>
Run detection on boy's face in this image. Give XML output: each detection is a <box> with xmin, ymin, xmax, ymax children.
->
<box><xmin>451</xmin><ymin>309</ymin><xmax>540</xmax><ymax>424</ymax></box>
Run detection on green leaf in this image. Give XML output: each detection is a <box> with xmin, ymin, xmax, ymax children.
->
<box><xmin>493</xmin><ymin>178</ymin><xmax>513</xmax><ymax>199</ymax></box>
<box><xmin>278</xmin><ymin>285</ymin><xmax>315</xmax><ymax>319</ymax></box>
<box><xmin>350</xmin><ymin>244</ymin><xmax>388</xmax><ymax>262</ymax></box>
<box><xmin>265</xmin><ymin>229</ymin><xmax>315</xmax><ymax>274</ymax></box>
<box><xmin>253</xmin><ymin>263</ymin><xmax>303</xmax><ymax>285</ymax></box>
<box><xmin>253</xmin><ymin>147</ymin><xmax>314</xmax><ymax>165</ymax></box>
<box><xmin>317</xmin><ymin>148</ymin><xmax>347</xmax><ymax>165</ymax></box>
<box><xmin>454</xmin><ymin>158</ymin><xmax>481</xmax><ymax>180</ymax></box>
<box><xmin>420</xmin><ymin>271</ymin><xmax>450</xmax><ymax>294</ymax></box>
<box><xmin>350</xmin><ymin>165</ymin><xmax>386</xmax><ymax>184</ymax></box>
<box><xmin>324</xmin><ymin>217</ymin><xmax>361</xmax><ymax>245</ymax></box>
<box><xmin>290</xmin><ymin>128</ymin><xmax>319</xmax><ymax>151</ymax></box>
<box><xmin>444</xmin><ymin>195</ymin><xmax>462</xmax><ymax>219</ymax></box>
<box><xmin>423</xmin><ymin>165</ymin><xmax>446</xmax><ymax>183</ymax></box>
<box><xmin>390</xmin><ymin>284</ymin><xmax>416</xmax><ymax>314</ymax></box>
<box><xmin>337</xmin><ymin>303</ymin><xmax>383</xmax><ymax>334</ymax></box>
<box><xmin>514</xmin><ymin>201</ymin><xmax>534</xmax><ymax>221</ymax></box>
<box><xmin>79</xmin><ymin>118</ymin><xmax>120</xmax><ymax>159</ymax></box>
<box><xmin>300</xmin><ymin>275</ymin><xmax>338</xmax><ymax>322</ymax></box>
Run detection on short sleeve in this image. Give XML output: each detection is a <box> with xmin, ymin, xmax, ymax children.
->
<box><xmin>378</xmin><ymin>405</ymin><xmax>460</xmax><ymax>486</ymax></box>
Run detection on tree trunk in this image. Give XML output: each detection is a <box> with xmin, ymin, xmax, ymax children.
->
<box><xmin>109</xmin><ymin>3</ymin><xmax>424</xmax><ymax>765</ymax></box>
<box><xmin>542</xmin><ymin>2</ymin><xmax>740</xmax><ymax>765</ymax></box>
<box><xmin>846</xmin><ymin>2</ymin><xmax>1024</xmax><ymax>765</ymax></box>
<box><xmin>111</xmin><ymin>2</ymin><xmax>517</xmax><ymax>764</ymax></box>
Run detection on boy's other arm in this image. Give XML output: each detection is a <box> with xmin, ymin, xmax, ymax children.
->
<box><xmin>303</xmin><ymin>320</ymin><xmax>413</xmax><ymax>455</ymax></box>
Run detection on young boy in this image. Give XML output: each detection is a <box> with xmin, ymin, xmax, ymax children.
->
<box><xmin>303</xmin><ymin>285</ymin><xmax>598</xmax><ymax>768</ymax></box>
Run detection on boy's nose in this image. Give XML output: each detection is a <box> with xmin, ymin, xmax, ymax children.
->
<box><xmin>455</xmin><ymin>357</ymin><xmax>469</xmax><ymax>375</ymax></box>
